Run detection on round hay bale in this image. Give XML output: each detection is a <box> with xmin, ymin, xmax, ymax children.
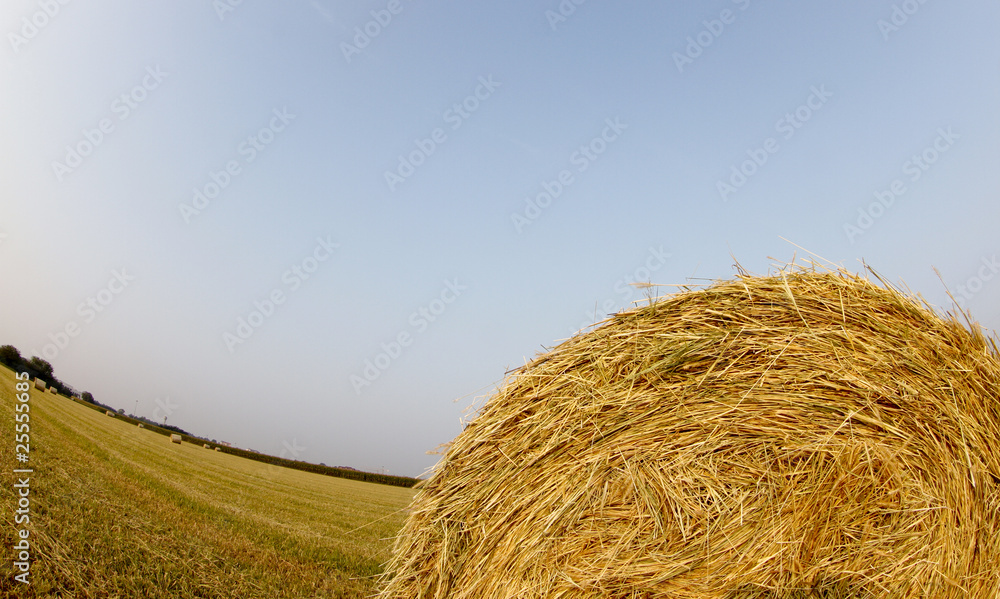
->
<box><xmin>137</xmin><ymin>423</ymin><xmax>144</xmax><ymax>428</ymax></box>
<box><xmin>169</xmin><ymin>434</ymin><xmax>182</xmax><ymax>444</ymax></box>
<box><xmin>379</xmin><ymin>267</ymin><xmax>1000</xmax><ymax>598</ymax></box>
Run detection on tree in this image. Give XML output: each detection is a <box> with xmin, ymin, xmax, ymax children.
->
<box><xmin>0</xmin><ymin>345</ymin><xmax>21</xmax><ymax>366</ymax></box>
<box><xmin>27</xmin><ymin>356</ymin><xmax>54</xmax><ymax>379</ymax></box>
<box><xmin>82</xmin><ymin>392</ymin><xmax>94</xmax><ymax>403</ymax></box>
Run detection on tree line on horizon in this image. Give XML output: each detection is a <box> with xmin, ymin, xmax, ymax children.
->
<box><xmin>1</xmin><ymin>343</ymin><xmax>195</xmax><ymax>435</ymax></box>
<box><xmin>1</xmin><ymin>343</ymin><xmax>418</xmax><ymax>486</ymax></box>
<box><xmin>0</xmin><ymin>344</ymin><xmax>74</xmax><ymax>395</ymax></box>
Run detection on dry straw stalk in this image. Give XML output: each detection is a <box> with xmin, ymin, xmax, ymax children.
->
<box><xmin>378</xmin><ymin>264</ymin><xmax>1000</xmax><ymax>599</ymax></box>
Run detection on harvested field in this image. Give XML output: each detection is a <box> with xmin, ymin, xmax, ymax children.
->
<box><xmin>0</xmin><ymin>364</ymin><xmax>414</xmax><ymax>598</ymax></box>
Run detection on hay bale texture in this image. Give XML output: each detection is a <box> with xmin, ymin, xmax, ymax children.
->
<box><xmin>379</xmin><ymin>267</ymin><xmax>1000</xmax><ymax>599</ymax></box>
<box><xmin>170</xmin><ymin>434</ymin><xmax>182</xmax><ymax>444</ymax></box>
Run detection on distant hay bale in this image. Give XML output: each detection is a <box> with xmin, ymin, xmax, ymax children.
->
<box><xmin>137</xmin><ymin>423</ymin><xmax>144</xmax><ymax>429</ymax></box>
<box><xmin>379</xmin><ymin>265</ymin><xmax>1000</xmax><ymax>598</ymax></box>
<box><xmin>105</xmin><ymin>410</ymin><xmax>113</xmax><ymax>416</ymax></box>
<box><xmin>204</xmin><ymin>444</ymin><xmax>210</xmax><ymax>449</ymax></box>
<box><xmin>48</xmin><ymin>386</ymin><xmax>56</xmax><ymax>393</ymax></box>
<box><xmin>170</xmin><ymin>434</ymin><xmax>182</xmax><ymax>444</ymax></box>
<box><xmin>33</xmin><ymin>378</ymin><xmax>46</xmax><ymax>390</ymax></box>
<box><xmin>215</xmin><ymin>447</ymin><xmax>221</xmax><ymax>452</ymax></box>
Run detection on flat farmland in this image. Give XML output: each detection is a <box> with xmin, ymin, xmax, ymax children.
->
<box><xmin>0</xmin><ymin>365</ymin><xmax>415</xmax><ymax>598</ymax></box>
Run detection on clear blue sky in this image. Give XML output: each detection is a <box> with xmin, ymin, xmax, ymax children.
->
<box><xmin>2</xmin><ymin>0</ymin><xmax>998</xmax><ymax>477</ymax></box>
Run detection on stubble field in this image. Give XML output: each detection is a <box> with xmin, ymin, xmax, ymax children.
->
<box><xmin>0</xmin><ymin>364</ymin><xmax>415</xmax><ymax>598</ymax></box>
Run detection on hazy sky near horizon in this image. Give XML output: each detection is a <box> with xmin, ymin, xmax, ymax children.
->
<box><xmin>1</xmin><ymin>1</ymin><xmax>998</xmax><ymax>477</ymax></box>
